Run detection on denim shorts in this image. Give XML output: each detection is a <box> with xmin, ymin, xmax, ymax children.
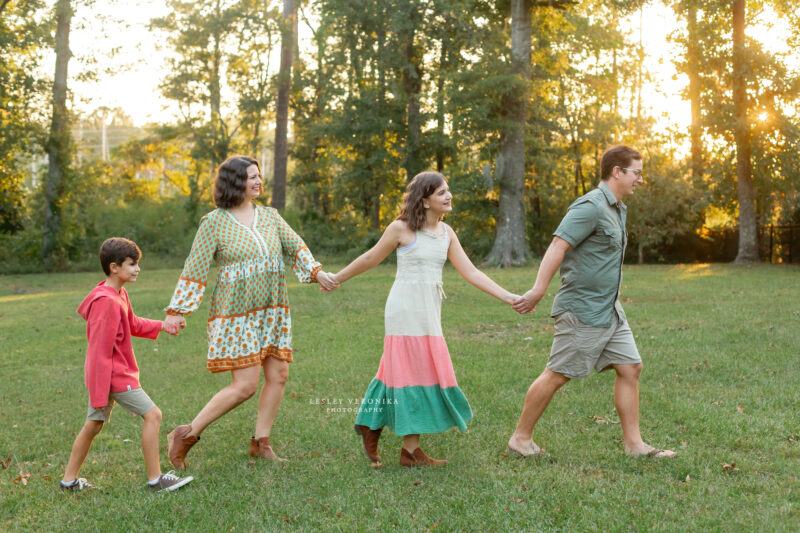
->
<box><xmin>86</xmin><ymin>387</ymin><xmax>156</xmax><ymax>423</ymax></box>
<box><xmin>547</xmin><ymin>311</ymin><xmax>641</xmax><ymax>380</ymax></box>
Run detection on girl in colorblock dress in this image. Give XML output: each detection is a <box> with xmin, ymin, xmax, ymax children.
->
<box><xmin>328</xmin><ymin>171</ymin><xmax>518</xmax><ymax>467</ymax></box>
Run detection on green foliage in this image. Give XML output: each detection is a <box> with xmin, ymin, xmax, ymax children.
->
<box><xmin>0</xmin><ymin>0</ymin><xmax>51</xmax><ymax>234</ymax></box>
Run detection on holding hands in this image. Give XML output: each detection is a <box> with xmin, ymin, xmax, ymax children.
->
<box><xmin>512</xmin><ymin>287</ymin><xmax>544</xmax><ymax>314</ymax></box>
<box><xmin>317</xmin><ymin>271</ymin><xmax>340</xmax><ymax>292</ymax></box>
<box><xmin>163</xmin><ymin>314</ymin><xmax>186</xmax><ymax>335</ymax></box>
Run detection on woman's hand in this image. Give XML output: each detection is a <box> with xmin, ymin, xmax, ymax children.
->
<box><xmin>317</xmin><ymin>271</ymin><xmax>340</xmax><ymax>292</ymax></box>
<box><xmin>164</xmin><ymin>314</ymin><xmax>186</xmax><ymax>333</ymax></box>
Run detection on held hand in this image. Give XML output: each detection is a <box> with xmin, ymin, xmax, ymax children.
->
<box><xmin>162</xmin><ymin>321</ymin><xmax>180</xmax><ymax>336</ymax></box>
<box><xmin>164</xmin><ymin>314</ymin><xmax>186</xmax><ymax>335</ymax></box>
<box><xmin>505</xmin><ymin>293</ymin><xmax>521</xmax><ymax>305</ymax></box>
<box><xmin>512</xmin><ymin>288</ymin><xmax>543</xmax><ymax>314</ymax></box>
<box><xmin>317</xmin><ymin>271</ymin><xmax>340</xmax><ymax>292</ymax></box>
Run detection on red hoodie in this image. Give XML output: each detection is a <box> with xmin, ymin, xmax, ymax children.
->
<box><xmin>77</xmin><ymin>282</ymin><xmax>162</xmax><ymax>408</ymax></box>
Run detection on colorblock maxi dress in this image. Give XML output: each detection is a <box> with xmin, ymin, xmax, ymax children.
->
<box><xmin>354</xmin><ymin>223</ymin><xmax>473</xmax><ymax>436</ymax></box>
<box><xmin>165</xmin><ymin>205</ymin><xmax>321</xmax><ymax>372</ymax></box>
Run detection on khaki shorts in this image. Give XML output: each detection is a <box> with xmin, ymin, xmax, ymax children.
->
<box><xmin>86</xmin><ymin>387</ymin><xmax>155</xmax><ymax>423</ymax></box>
<box><xmin>547</xmin><ymin>312</ymin><xmax>641</xmax><ymax>380</ymax></box>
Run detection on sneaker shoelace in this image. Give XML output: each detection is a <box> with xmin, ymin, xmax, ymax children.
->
<box><xmin>160</xmin><ymin>471</ymin><xmax>180</xmax><ymax>483</ymax></box>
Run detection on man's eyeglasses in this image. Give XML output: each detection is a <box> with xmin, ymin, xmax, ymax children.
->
<box><xmin>620</xmin><ymin>167</ymin><xmax>643</xmax><ymax>178</ymax></box>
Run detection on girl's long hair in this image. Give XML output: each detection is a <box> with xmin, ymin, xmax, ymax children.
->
<box><xmin>397</xmin><ymin>171</ymin><xmax>446</xmax><ymax>231</ymax></box>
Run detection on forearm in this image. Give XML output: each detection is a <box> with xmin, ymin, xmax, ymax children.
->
<box><xmin>465</xmin><ymin>268</ymin><xmax>514</xmax><ymax>302</ymax></box>
<box><xmin>530</xmin><ymin>242</ymin><xmax>566</xmax><ymax>294</ymax></box>
<box><xmin>334</xmin><ymin>251</ymin><xmax>380</xmax><ymax>283</ymax></box>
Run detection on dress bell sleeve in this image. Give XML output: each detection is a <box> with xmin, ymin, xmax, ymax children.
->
<box><xmin>270</xmin><ymin>208</ymin><xmax>322</xmax><ymax>283</ymax></box>
<box><xmin>165</xmin><ymin>214</ymin><xmax>218</xmax><ymax>315</ymax></box>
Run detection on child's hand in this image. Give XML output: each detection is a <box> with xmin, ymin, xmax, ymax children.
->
<box><xmin>317</xmin><ymin>271</ymin><xmax>340</xmax><ymax>292</ymax></box>
<box><xmin>163</xmin><ymin>314</ymin><xmax>186</xmax><ymax>335</ymax></box>
<box><xmin>162</xmin><ymin>321</ymin><xmax>180</xmax><ymax>336</ymax></box>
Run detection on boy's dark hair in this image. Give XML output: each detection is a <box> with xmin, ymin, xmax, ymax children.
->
<box><xmin>600</xmin><ymin>145</ymin><xmax>642</xmax><ymax>181</ymax></box>
<box><xmin>214</xmin><ymin>155</ymin><xmax>260</xmax><ymax>208</ymax></box>
<box><xmin>99</xmin><ymin>237</ymin><xmax>141</xmax><ymax>276</ymax></box>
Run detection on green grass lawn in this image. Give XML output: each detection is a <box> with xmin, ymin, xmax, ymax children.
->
<box><xmin>1</xmin><ymin>263</ymin><xmax>799</xmax><ymax>531</ymax></box>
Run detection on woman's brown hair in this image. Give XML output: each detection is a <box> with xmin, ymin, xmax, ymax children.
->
<box><xmin>214</xmin><ymin>155</ymin><xmax>260</xmax><ymax>208</ymax></box>
<box><xmin>397</xmin><ymin>171</ymin><xmax>446</xmax><ymax>231</ymax></box>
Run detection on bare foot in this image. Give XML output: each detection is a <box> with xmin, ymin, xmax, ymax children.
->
<box><xmin>625</xmin><ymin>443</ymin><xmax>676</xmax><ymax>458</ymax></box>
<box><xmin>507</xmin><ymin>435</ymin><xmax>545</xmax><ymax>457</ymax></box>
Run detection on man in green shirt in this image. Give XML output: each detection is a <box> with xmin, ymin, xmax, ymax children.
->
<box><xmin>507</xmin><ymin>145</ymin><xmax>675</xmax><ymax>458</ymax></box>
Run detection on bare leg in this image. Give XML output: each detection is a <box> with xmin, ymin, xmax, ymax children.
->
<box><xmin>402</xmin><ymin>434</ymin><xmax>420</xmax><ymax>453</ymax></box>
<box><xmin>508</xmin><ymin>369</ymin><xmax>569</xmax><ymax>455</ymax></box>
<box><xmin>613</xmin><ymin>363</ymin><xmax>675</xmax><ymax>457</ymax></box>
<box><xmin>254</xmin><ymin>358</ymin><xmax>289</xmax><ymax>439</ymax></box>
<box><xmin>141</xmin><ymin>406</ymin><xmax>163</xmax><ymax>481</ymax></box>
<box><xmin>188</xmin><ymin>365</ymin><xmax>261</xmax><ymax>437</ymax></box>
<box><xmin>62</xmin><ymin>420</ymin><xmax>104</xmax><ymax>482</ymax></box>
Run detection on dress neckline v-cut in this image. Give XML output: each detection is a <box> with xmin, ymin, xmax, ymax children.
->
<box><xmin>225</xmin><ymin>205</ymin><xmax>258</xmax><ymax>229</ymax></box>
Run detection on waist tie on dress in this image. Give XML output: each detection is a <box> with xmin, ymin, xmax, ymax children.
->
<box><xmin>436</xmin><ymin>281</ymin><xmax>446</xmax><ymax>300</ymax></box>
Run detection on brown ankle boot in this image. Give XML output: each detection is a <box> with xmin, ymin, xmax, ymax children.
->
<box><xmin>399</xmin><ymin>447</ymin><xmax>448</xmax><ymax>467</ymax></box>
<box><xmin>167</xmin><ymin>424</ymin><xmax>199</xmax><ymax>469</ymax></box>
<box><xmin>249</xmin><ymin>436</ymin><xmax>287</xmax><ymax>462</ymax></box>
<box><xmin>354</xmin><ymin>424</ymin><xmax>383</xmax><ymax>465</ymax></box>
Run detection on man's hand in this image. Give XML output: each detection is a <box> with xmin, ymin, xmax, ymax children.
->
<box><xmin>512</xmin><ymin>288</ymin><xmax>544</xmax><ymax>314</ymax></box>
<box><xmin>317</xmin><ymin>271</ymin><xmax>340</xmax><ymax>292</ymax></box>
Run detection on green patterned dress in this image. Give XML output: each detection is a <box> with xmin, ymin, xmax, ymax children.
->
<box><xmin>166</xmin><ymin>205</ymin><xmax>321</xmax><ymax>372</ymax></box>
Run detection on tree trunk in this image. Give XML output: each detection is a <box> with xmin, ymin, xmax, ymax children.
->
<box><xmin>485</xmin><ymin>0</ymin><xmax>532</xmax><ymax>267</ymax></box>
<box><xmin>42</xmin><ymin>0</ymin><xmax>73</xmax><ymax>265</ymax></box>
<box><xmin>732</xmin><ymin>0</ymin><xmax>759</xmax><ymax>263</ymax></box>
<box><xmin>272</xmin><ymin>0</ymin><xmax>296</xmax><ymax>210</ymax></box>
<box><xmin>435</xmin><ymin>35</ymin><xmax>447</xmax><ymax>172</ymax></box>
<box><xmin>401</xmin><ymin>1</ymin><xmax>423</xmax><ymax>181</ymax></box>
<box><xmin>686</xmin><ymin>1</ymin><xmax>703</xmax><ymax>181</ymax></box>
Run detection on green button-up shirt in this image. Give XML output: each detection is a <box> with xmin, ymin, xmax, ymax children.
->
<box><xmin>551</xmin><ymin>181</ymin><xmax>627</xmax><ymax>327</ymax></box>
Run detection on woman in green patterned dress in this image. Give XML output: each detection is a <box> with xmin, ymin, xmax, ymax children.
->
<box><xmin>163</xmin><ymin>155</ymin><xmax>338</xmax><ymax>468</ymax></box>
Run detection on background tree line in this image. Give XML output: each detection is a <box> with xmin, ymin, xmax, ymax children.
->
<box><xmin>1</xmin><ymin>0</ymin><xmax>799</xmax><ymax>273</ymax></box>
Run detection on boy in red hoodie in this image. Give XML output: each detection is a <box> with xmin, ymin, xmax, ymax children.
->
<box><xmin>60</xmin><ymin>237</ymin><xmax>192</xmax><ymax>492</ymax></box>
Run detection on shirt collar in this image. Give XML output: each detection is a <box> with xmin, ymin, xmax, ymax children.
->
<box><xmin>599</xmin><ymin>181</ymin><xmax>626</xmax><ymax>211</ymax></box>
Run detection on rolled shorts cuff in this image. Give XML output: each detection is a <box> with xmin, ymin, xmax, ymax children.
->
<box><xmin>86</xmin><ymin>387</ymin><xmax>156</xmax><ymax>423</ymax></box>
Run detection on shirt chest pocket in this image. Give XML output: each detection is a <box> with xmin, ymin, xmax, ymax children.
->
<box><xmin>594</xmin><ymin>225</ymin><xmax>623</xmax><ymax>250</ymax></box>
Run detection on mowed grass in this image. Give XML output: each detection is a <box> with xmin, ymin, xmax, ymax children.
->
<box><xmin>1</xmin><ymin>262</ymin><xmax>799</xmax><ymax>531</ymax></box>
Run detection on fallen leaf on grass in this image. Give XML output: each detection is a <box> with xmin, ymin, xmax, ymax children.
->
<box><xmin>591</xmin><ymin>415</ymin><xmax>610</xmax><ymax>424</ymax></box>
<box><xmin>1</xmin><ymin>457</ymin><xmax>11</xmax><ymax>469</ymax></box>
<box><xmin>711</xmin><ymin>401</ymin><xmax>721</xmax><ymax>406</ymax></box>
<box><xmin>721</xmin><ymin>462</ymin><xmax>738</xmax><ymax>472</ymax></box>
<box><xmin>685</xmin><ymin>475</ymin><xmax>690</xmax><ymax>482</ymax></box>
<box><xmin>736</xmin><ymin>405</ymin><xmax>744</xmax><ymax>413</ymax></box>
<box><xmin>13</xmin><ymin>471</ymin><xmax>31</xmax><ymax>486</ymax></box>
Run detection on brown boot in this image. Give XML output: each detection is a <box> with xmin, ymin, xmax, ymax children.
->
<box><xmin>167</xmin><ymin>424</ymin><xmax>199</xmax><ymax>470</ymax></box>
<box><xmin>249</xmin><ymin>436</ymin><xmax>287</xmax><ymax>462</ymax></box>
<box><xmin>399</xmin><ymin>447</ymin><xmax>448</xmax><ymax>467</ymax></box>
<box><xmin>354</xmin><ymin>424</ymin><xmax>383</xmax><ymax>465</ymax></box>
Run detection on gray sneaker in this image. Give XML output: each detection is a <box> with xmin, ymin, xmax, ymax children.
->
<box><xmin>59</xmin><ymin>478</ymin><xmax>94</xmax><ymax>491</ymax></box>
<box><xmin>147</xmin><ymin>471</ymin><xmax>193</xmax><ymax>492</ymax></box>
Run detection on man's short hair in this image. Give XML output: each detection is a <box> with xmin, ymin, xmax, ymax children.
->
<box><xmin>99</xmin><ymin>237</ymin><xmax>141</xmax><ymax>276</ymax></box>
<box><xmin>601</xmin><ymin>145</ymin><xmax>642</xmax><ymax>181</ymax></box>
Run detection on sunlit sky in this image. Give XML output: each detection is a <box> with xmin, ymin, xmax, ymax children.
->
<box><xmin>62</xmin><ymin>1</ymin><xmax>794</xmax><ymax>140</ymax></box>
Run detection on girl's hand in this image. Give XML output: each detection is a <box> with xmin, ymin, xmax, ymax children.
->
<box><xmin>317</xmin><ymin>271</ymin><xmax>340</xmax><ymax>292</ymax></box>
